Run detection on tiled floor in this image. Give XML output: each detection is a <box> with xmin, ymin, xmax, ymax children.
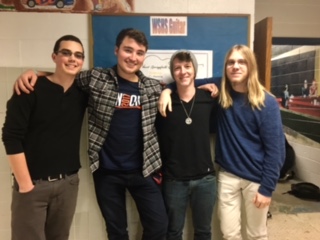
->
<box><xmin>268</xmin><ymin>179</ymin><xmax>320</xmax><ymax>240</ymax></box>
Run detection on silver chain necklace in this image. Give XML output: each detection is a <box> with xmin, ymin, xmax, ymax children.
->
<box><xmin>180</xmin><ymin>93</ymin><xmax>195</xmax><ymax>125</ymax></box>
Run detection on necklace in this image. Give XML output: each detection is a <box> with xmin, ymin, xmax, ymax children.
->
<box><xmin>180</xmin><ymin>93</ymin><xmax>195</xmax><ymax>125</ymax></box>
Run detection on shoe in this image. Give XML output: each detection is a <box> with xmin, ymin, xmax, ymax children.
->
<box><xmin>278</xmin><ymin>171</ymin><xmax>295</xmax><ymax>182</ymax></box>
<box><xmin>267</xmin><ymin>211</ymin><xmax>272</xmax><ymax>219</ymax></box>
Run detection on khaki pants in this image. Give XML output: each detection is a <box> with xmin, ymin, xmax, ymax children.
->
<box><xmin>217</xmin><ymin>171</ymin><xmax>269</xmax><ymax>240</ymax></box>
<box><xmin>11</xmin><ymin>173</ymin><xmax>79</xmax><ymax>240</ymax></box>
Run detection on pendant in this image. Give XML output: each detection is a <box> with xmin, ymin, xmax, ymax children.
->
<box><xmin>185</xmin><ymin>117</ymin><xmax>192</xmax><ymax>125</ymax></box>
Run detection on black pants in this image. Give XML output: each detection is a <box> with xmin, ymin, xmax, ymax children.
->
<box><xmin>93</xmin><ymin>169</ymin><xmax>168</xmax><ymax>240</ymax></box>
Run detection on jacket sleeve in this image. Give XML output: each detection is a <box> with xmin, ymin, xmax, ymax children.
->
<box><xmin>195</xmin><ymin>77</ymin><xmax>222</xmax><ymax>88</ymax></box>
<box><xmin>75</xmin><ymin>69</ymin><xmax>96</xmax><ymax>92</ymax></box>
<box><xmin>258</xmin><ymin>96</ymin><xmax>285</xmax><ymax>196</ymax></box>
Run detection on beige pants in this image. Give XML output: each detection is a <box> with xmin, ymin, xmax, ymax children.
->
<box><xmin>217</xmin><ymin>171</ymin><xmax>269</xmax><ymax>240</ymax></box>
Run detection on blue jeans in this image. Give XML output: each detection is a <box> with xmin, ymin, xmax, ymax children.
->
<box><xmin>93</xmin><ymin>169</ymin><xmax>168</xmax><ymax>240</ymax></box>
<box><xmin>163</xmin><ymin>174</ymin><xmax>217</xmax><ymax>240</ymax></box>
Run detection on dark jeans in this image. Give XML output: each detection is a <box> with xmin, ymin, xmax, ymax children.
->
<box><xmin>93</xmin><ymin>169</ymin><xmax>168</xmax><ymax>240</ymax></box>
<box><xmin>11</xmin><ymin>173</ymin><xmax>79</xmax><ymax>240</ymax></box>
<box><xmin>163</xmin><ymin>174</ymin><xmax>217</xmax><ymax>240</ymax></box>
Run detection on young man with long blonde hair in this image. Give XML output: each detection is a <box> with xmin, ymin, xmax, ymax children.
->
<box><xmin>216</xmin><ymin>45</ymin><xmax>285</xmax><ymax>240</ymax></box>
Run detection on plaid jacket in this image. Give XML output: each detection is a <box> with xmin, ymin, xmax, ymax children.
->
<box><xmin>76</xmin><ymin>66</ymin><xmax>162</xmax><ymax>177</ymax></box>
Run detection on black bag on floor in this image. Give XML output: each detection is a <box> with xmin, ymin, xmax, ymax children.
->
<box><xmin>287</xmin><ymin>182</ymin><xmax>320</xmax><ymax>201</ymax></box>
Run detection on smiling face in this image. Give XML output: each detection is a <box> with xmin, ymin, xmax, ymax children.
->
<box><xmin>115</xmin><ymin>36</ymin><xmax>146</xmax><ymax>81</ymax></box>
<box><xmin>52</xmin><ymin>40</ymin><xmax>84</xmax><ymax>77</ymax></box>
<box><xmin>172</xmin><ymin>59</ymin><xmax>195</xmax><ymax>88</ymax></box>
<box><xmin>225</xmin><ymin>50</ymin><xmax>249</xmax><ymax>92</ymax></box>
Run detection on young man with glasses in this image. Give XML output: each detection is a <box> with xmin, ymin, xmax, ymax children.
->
<box><xmin>2</xmin><ymin>35</ymin><xmax>87</xmax><ymax>240</ymax></box>
<box><xmin>159</xmin><ymin>45</ymin><xmax>285</xmax><ymax>240</ymax></box>
<box><xmin>11</xmin><ymin>28</ymin><xmax>168</xmax><ymax>240</ymax></box>
<box><xmin>216</xmin><ymin>45</ymin><xmax>285</xmax><ymax>239</ymax></box>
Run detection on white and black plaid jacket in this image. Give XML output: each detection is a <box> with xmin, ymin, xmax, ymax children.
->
<box><xmin>76</xmin><ymin>66</ymin><xmax>162</xmax><ymax>177</ymax></box>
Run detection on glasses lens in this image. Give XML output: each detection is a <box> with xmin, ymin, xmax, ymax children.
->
<box><xmin>59</xmin><ymin>50</ymin><xmax>72</xmax><ymax>57</ymax></box>
<box><xmin>226</xmin><ymin>60</ymin><xmax>235</xmax><ymax>66</ymax></box>
<box><xmin>226</xmin><ymin>59</ymin><xmax>247</xmax><ymax>67</ymax></box>
<box><xmin>57</xmin><ymin>49</ymin><xmax>84</xmax><ymax>60</ymax></box>
<box><xmin>237</xmin><ymin>59</ymin><xmax>247</xmax><ymax>65</ymax></box>
<box><xmin>74</xmin><ymin>52</ymin><xmax>85</xmax><ymax>59</ymax></box>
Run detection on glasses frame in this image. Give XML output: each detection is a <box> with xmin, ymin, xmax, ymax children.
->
<box><xmin>226</xmin><ymin>59</ymin><xmax>247</xmax><ymax>68</ymax></box>
<box><xmin>56</xmin><ymin>49</ymin><xmax>85</xmax><ymax>60</ymax></box>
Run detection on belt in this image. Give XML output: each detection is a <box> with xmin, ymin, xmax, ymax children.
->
<box><xmin>35</xmin><ymin>170</ymin><xmax>78</xmax><ymax>182</ymax></box>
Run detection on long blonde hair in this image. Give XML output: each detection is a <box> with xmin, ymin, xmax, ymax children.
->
<box><xmin>219</xmin><ymin>45</ymin><xmax>266</xmax><ymax>110</ymax></box>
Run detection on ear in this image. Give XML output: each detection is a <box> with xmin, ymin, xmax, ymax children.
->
<box><xmin>114</xmin><ymin>46</ymin><xmax>119</xmax><ymax>56</ymax></box>
<box><xmin>51</xmin><ymin>53</ymin><xmax>57</xmax><ymax>62</ymax></box>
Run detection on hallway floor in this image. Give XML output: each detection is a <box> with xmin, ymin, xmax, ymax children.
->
<box><xmin>267</xmin><ymin>179</ymin><xmax>320</xmax><ymax>240</ymax></box>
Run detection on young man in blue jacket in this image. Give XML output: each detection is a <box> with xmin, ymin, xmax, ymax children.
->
<box><xmin>215</xmin><ymin>45</ymin><xmax>285</xmax><ymax>239</ymax></box>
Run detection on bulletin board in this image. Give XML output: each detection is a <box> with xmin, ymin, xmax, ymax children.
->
<box><xmin>91</xmin><ymin>14</ymin><xmax>250</xmax><ymax>78</ymax></box>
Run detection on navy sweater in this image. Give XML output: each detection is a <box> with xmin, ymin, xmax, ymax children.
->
<box><xmin>215</xmin><ymin>90</ymin><xmax>285</xmax><ymax>197</ymax></box>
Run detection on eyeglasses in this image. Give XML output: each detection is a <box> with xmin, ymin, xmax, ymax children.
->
<box><xmin>56</xmin><ymin>49</ymin><xmax>85</xmax><ymax>60</ymax></box>
<box><xmin>226</xmin><ymin>59</ymin><xmax>247</xmax><ymax>68</ymax></box>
